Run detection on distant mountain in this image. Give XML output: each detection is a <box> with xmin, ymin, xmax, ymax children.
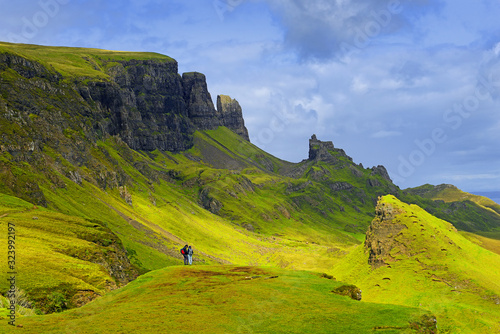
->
<box><xmin>404</xmin><ymin>184</ymin><xmax>500</xmax><ymax>232</ymax></box>
<box><xmin>472</xmin><ymin>191</ymin><xmax>500</xmax><ymax>205</ymax></box>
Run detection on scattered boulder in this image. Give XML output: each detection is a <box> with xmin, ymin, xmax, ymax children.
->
<box><xmin>332</xmin><ymin>284</ymin><xmax>362</xmax><ymax>301</ymax></box>
<box><xmin>409</xmin><ymin>314</ymin><xmax>438</xmax><ymax>333</ymax></box>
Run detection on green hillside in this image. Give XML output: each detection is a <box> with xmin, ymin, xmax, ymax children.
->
<box><xmin>335</xmin><ymin>195</ymin><xmax>500</xmax><ymax>333</ymax></box>
<box><xmin>0</xmin><ymin>193</ymin><xmax>138</xmax><ymax>313</ymax></box>
<box><xmin>406</xmin><ymin>184</ymin><xmax>500</xmax><ymax>214</ymax></box>
<box><xmin>0</xmin><ymin>265</ymin><xmax>435</xmax><ymax>333</ymax></box>
<box><xmin>0</xmin><ymin>41</ymin><xmax>172</xmax><ymax>80</ymax></box>
<box><xmin>1</xmin><ymin>126</ymin><xmax>389</xmax><ymax>313</ymax></box>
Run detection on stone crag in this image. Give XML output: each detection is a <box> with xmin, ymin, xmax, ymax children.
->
<box><xmin>308</xmin><ymin>134</ymin><xmax>352</xmax><ymax>162</ymax></box>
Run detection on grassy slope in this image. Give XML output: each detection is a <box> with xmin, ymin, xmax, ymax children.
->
<box><xmin>0</xmin><ymin>265</ymin><xmax>433</xmax><ymax>334</ymax></box>
<box><xmin>1</xmin><ymin>128</ymin><xmax>366</xmax><ymax>313</ymax></box>
<box><xmin>460</xmin><ymin>231</ymin><xmax>500</xmax><ymax>256</ymax></box>
<box><xmin>0</xmin><ymin>193</ymin><xmax>138</xmax><ymax>313</ymax></box>
<box><xmin>407</xmin><ymin>184</ymin><xmax>500</xmax><ymax>211</ymax></box>
<box><xmin>0</xmin><ymin>41</ymin><xmax>173</xmax><ymax>80</ymax></box>
<box><xmin>334</xmin><ymin>195</ymin><xmax>500</xmax><ymax>333</ymax></box>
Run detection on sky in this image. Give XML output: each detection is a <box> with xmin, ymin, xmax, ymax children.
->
<box><xmin>1</xmin><ymin>0</ymin><xmax>500</xmax><ymax>194</ymax></box>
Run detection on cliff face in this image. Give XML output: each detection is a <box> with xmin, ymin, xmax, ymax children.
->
<box><xmin>365</xmin><ymin>199</ymin><xmax>407</xmax><ymax>268</ymax></box>
<box><xmin>0</xmin><ymin>45</ymin><xmax>249</xmax><ymax>158</ymax></box>
<box><xmin>86</xmin><ymin>59</ymin><xmax>193</xmax><ymax>152</ymax></box>
<box><xmin>217</xmin><ymin>94</ymin><xmax>249</xmax><ymax>141</ymax></box>
<box><xmin>182</xmin><ymin>72</ymin><xmax>220</xmax><ymax>130</ymax></box>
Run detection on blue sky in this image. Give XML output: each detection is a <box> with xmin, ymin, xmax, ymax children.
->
<box><xmin>1</xmin><ymin>0</ymin><xmax>500</xmax><ymax>193</ymax></box>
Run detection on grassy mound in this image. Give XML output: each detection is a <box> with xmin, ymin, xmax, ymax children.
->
<box><xmin>0</xmin><ymin>265</ymin><xmax>434</xmax><ymax>333</ymax></box>
<box><xmin>334</xmin><ymin>195</ymin><xmax>500</xmax><ymax>333</ymax></box>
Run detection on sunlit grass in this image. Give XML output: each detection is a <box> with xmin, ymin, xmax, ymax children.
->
<box><xmin>0</xmin><ymin>41</ymin><xmax>173</xmax><ymax>80</ymax></box>
<box><xmin>0</xmin><ymin>266</ymin><xmax>432</xmax><ymax>333</ymax></box>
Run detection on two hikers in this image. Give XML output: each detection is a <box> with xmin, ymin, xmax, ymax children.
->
<box><xmin>180</xmin><ymin>245</ymin><xmax>194</xmax><ymax>265</ymax></box>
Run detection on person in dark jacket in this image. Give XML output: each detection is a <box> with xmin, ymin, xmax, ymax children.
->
<box><xmin>181</xmin><ymin>245</ymin><xmax>189</xmax><ymax>265</ymax></box>
<box><xmin>187</xmin><ymin>245</ymin><xmax>194</xmax><ymax>265</ymax></box>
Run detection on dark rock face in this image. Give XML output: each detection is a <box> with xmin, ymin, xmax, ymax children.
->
<box><xmin>84</xmin><ymin>59</ymin><xmax>193</xmax><ymax>152</ymax></box>
<box><xmin>309</xmin><ymin>134</ymin><xmax>335</xmax><ymax>161</ymax></box>
<box><xmin>182</xmin><ymin>72</ymin><xmax>220</xmax><ymax>130</ymax></box>
<box><xmin>217</xmin><ymin>95</ymin><xmax>249</xmax><ymax>141</ymax></box>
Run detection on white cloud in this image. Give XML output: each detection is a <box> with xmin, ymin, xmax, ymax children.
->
<box><xmin>371</xmin><ymin>130</ymin><xmax>402</xmax><ymax>139</ymax></box>
<box><xmin>441</xmin><ymin>174</ymin><xmax>499</xmax><ymax>182</ymax></box>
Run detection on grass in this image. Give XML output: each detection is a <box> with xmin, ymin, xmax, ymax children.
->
<box><xmin>405</xmin><ymin>184</ymin><xmax>500</xmax><ymax>223</ymax></box>
<box><xmin>0</xmin><ymin>265</ymin><xmax>433</xmax><ymax>333</ymax></box>
<box><xmin>460</xmin><ymin>231</ymin><xmax>500</xmax><ymax>255</ymax></box>
<box><xmin>0</xmin><ymin>129</ymin><xmax>369</xmax><ymax>318</ymax></box>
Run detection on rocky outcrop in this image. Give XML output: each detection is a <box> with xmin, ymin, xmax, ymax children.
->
<box><xmin>217</xmin><ymin>95</ymin><xmax>249</xmax><ymax>141</ymax></box>
<box><xmin>0</xmin><ymin>52</ymin><xmax>61</xmax><ymax>81</ymax></box>
<box><xmin>365</xmin><ymin>199</ymin><xmax>407</xmax><ymax>268</ymax></box>
<box><xmin>308</xmin><ymin>134</ymin><xmax>353</xmax><ymax>162</ymax></box>
<box><xmin>309</xmin><ymin>134</ymin><xmax>334</xmax><ymax>161</ymax></box>
<box><xmin>199</xmin><ymin>187</ymin><xmax>223</xmax><ymax>214</ymax></box>
<box><xmin>92</xmin><ymin>59</ymin><xmax>193</xmax><ymax>152</ymax></box>
<box><xmin>331</xmin><ymin>284</ymin><xmax>362</xmax><ymax>300</ymax></box>
<box><xmin>370</xmin><ymin>165</ymin><xmax>392</xmax><ymax>183</ymax></box>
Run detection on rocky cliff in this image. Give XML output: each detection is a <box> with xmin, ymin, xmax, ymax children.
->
<box><xmin>0</xmin><ymin>43</ymin><xmax>249</xmax><ymax>159</ymax></box>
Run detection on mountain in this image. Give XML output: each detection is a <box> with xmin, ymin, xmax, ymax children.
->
<box><xmin>472</xmin><ymin>191</ymin><xmax>500</xmax><ymax>205</ymax></box>
<box><xmin>0</xmin><ymin>41</ymin><xmax>399</xmax><ymax>314</ymax></box>
<box><xmin>1</xmin><ymin>42</ymin><xmax>500</xmax><ymax>332</ymax></box>
<box><xmin>404</xmin><ymin>184</ymin><xmax>500</xmax><ymax>234</ymax></box>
